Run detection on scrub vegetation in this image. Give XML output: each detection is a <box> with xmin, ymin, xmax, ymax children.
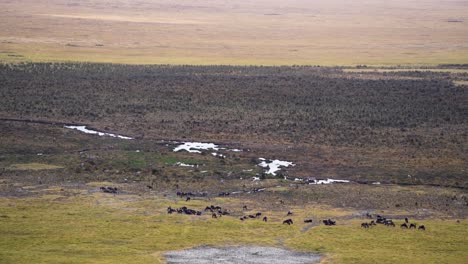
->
<box><xmin>0</xmin><ymin>63</ymin><xmax>466</xmax><ymax>187</ymax></box>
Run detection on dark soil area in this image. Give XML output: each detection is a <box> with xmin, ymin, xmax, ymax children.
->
<box><xmin>0</xmin><ymin>63</ymin><xmax>466</xmax><ymax>188</ymax></box>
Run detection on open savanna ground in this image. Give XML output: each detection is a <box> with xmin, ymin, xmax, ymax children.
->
<box><xmin>0</xmin><ymin>181</ymin><xmax>467</xmax><ymax>263</ymax></box>
<box><xmin>1</xmin><ymin>0</ymin><xmax>468</xmax><ymax>65</ymax></box>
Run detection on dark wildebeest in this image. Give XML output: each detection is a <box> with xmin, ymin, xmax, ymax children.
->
<box><xmin>323</xmin><ymin>219</ymin><xmax>336</xmax><ymax>226</ymax></box>
<box><xmin>361</xmin><ymin>223</ymin><xmax>369</xmax><ymax>228</ymax></box>
<box><xmin>401</xmin><ymin>223</ymin><xmax>408</xmax><ymax>228</ymax></box>
<box><xmin>101</xmin><ymin>186</ymin><xmax>118</xmax><ymax>194</ymax></box>
<box><xmin>255</xmin><ymin>212</ymin><xmax>262</xmax><ymax>218</ymax></box>
<box><xmin>248</xmin><ymin>215</ymin><xmax>256</xmax><ymax>219</ymax></box>
<box><xmin>304</xmin><ymin>219</ymin><xmax>313</xmax><ymax>223</ymax></box>
<box><xmin>287</xmin><ymin>211</ymin><xmax>293</xmax><ymax>216</ymax></box>
<box><xmin>409</xmin><ymin>223</ymin><xmax>417</xmax><ymax>229</ymax></box>
<box><xmin>212</xmin><ymin>213</ymin><xmax>217</xmax><ymax>219</ymax></box>
<box><xmin>186</xmin><ymin>197</ymin><xmax>191</xmax><ymax>202</ymax></box>
<box><xmin>405</xmin><ymin>217</ymin><xmax>409</xmax><ymax>223</ymax></box>
<box><xmin>263</xmin><ymin>216</ymin><xmax>268</xmax><ymax>222</ymax></box>
<box><xmin>219</xmin><ymin>210</ymin><xmax>230</xmax><ymax>216</ymax></box>
<box><xmin>366</xmin><ymin>213</ymin><xmax>372</xmax><ymax>219</ymax></box>
<box><xmin>376</xmin><ymin>217</ymin><xmax>386</xmax><ymax>224</ymax></box>
<box><xmin>243</xmin><ymin>205</ymin><xmax>248</xmax><ymax>210</ymax></box>
<box><xmin>418</xmin><ymin>225</ymin><xmax>425</xmax><ymax>231</ymax></box>
<box><xmin>283</xmin><ymin>219</ymin><xmax>293</xmax><ymax>225</ymax></box>
<box><xmin>146</xmin><ymin>185</ymin><xmax>153</xmax><ymax>190</ymax></box>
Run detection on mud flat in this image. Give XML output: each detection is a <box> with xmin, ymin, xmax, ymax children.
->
<box><xmin>164</xmin><ymin>246</ymin><xmax>321</xmax><ymax>264</ymax></box>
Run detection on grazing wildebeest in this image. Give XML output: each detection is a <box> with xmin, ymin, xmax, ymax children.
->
<box><xmin>323</xmin><ymin>219</ymin><xmax>336</xmax><ymax>226</ymax></box>
<box><xmin>287</xmin><ymin>211</ymin><xmax>293</xmax><ymax>216</ymax></box>
<box><xmin>384</xmin><ymin>220</ymin><xmax>395</xmax><ymax>227</ymax></box>
<box><xmin>405</xmin><ymin>217</ymin><xmax>409</xmax><ymax>223</ymax></box>
<box><xmin>100</xmin><ymin>186</ymin><xmax>118</xmax><ymax>194</ymax></box>
<box><xmin>366</xmin><ymin>213</ymin><xmax>372</xmax><ymax>219</ymax></box>
<box><xmin>169</xmin><ymin>206</ymin><xmax>201</xmax><ymax>216</ymax></box>
<box><xmin>283</xmin><ymin>219</ymin><xmax>293</xmax><ymax>225</ymax></box>
<box><xmin>255</xmin><ymin>212</ymin><xmax>262</xmax><ymax>218</ymax></box>
<box><xmin>361</xmin><ymin>223</ymin><xmax>369</xmax><ymax>228</ymax></box>
<box><xmin>304</xmin><ymin>219</ymin><xmax>313</xmax><ymax>223</ymax></box>
<box><xmin>167</xmin><ymin>207</ymin><xmax>176</xmax><ymax>214</ymax></box>
<box><xmin>370</xmin><ymin>220</ymin><xmax>376</xmax><ymax>226</ymax></box>
<box><xmin>146</xmin><ymin>185</ymin><xmax>153</xmax><ymax>190</ymax></box>
<box><xmin>219</xmin><ymin>210</ymin><xmax>230</xmax><ymax>216</ymax></box>
<box><xmin>418</xmin><ymin>225</ymin><xmax>425</xmax><ymax>231</ymax></box>
<box><xmin>401</xmin><ymin>223</ymin><xmax>408</xmax><ymax>228</ymax></box>
<box><xmin>212</xmin><ymin>213</ymin><xmax>217</xmax><ymax>219</ymax></box>
<box><xmin>376</xmin><ymin>216</ymin><xmax>387</xmax><ymax>224</ymax></box>
<box><xmin>243</xmin><ymin>205</ymin><xmax>248</xmax><ymax>210</ymax></box>
<box><xmin>263</xmin><ymin>216</ymin><xmax>268</xmax><ymax>222</ymax></box>
<box><xmin>248</xmin><ymin>215</ymin><xmax>256</xmax><ymax>219</ymax></box>
<box><xmin>176</xmin><ymin>191</ymin><xmax>195</xmax><ymax>197</ymax></box>
<box><xmin>409</xmin><ymin>223</ymin><xmax>416</xmax><ymax>229</ymax></box>
<box><xmin>186</xmin><ymin>197</ymin><xmax>191</xmax><ymax>202</ymax></box>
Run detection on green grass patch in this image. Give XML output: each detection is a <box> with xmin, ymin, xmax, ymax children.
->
<box><xmin>286</xmin><ymin>220</ymin><xmax>468</xmax><ymax>263</ymax></box>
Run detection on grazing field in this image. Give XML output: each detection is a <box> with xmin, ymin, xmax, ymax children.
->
<box><xmin>1</xmin><ymin>0</ymin><xmax>468</xmax><ymax>65</ymax></box>
<box><xmin>0</xmin><ymin>184</ymin><xmax>466</xmax><ymax>263</ymax></box>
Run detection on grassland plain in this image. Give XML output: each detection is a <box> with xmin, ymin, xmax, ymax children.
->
<box><xmin>0</xmin><ymin>187</ymin><xmax>466</xmax><ymax>264</ymax></box>
<box><xmin>1</xmin><ymin>0</ymin><xmax>468</xmax><ymax>65</ymax></box>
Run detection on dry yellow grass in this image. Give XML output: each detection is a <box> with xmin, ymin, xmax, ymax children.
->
<box><xmin>454</xmin><ymin>80</ymin><xmax>468</xmax><ymax>86</ymax></box>
<box><xmin>1</xmin><ymin>0</ymin><xmax>467</xmax><ymax>65</ymax></box>
<box><xmin>344</xmin><ymin>69</ymin><xmax>468</xmax><ymax>73</ymax></box>
<box><xmin>6</xmin><ymin>163</ymin><xmax>64</xmax><ymax>171</ymax></box>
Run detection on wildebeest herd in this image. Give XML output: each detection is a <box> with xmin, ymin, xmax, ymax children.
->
<box><xmin>362</xmin><ymin>214</ymin><xmax>426</xmax><ymax>230</ymax></box>
<box><xmin>167</xmin><ymin>206</ymin><xmax>202</xmax><ymax>215</ymax></box>
<box><xmin>165</xmin><ymin>201</ymin><xmax>338</xmax><ymax>227</ymax></box>
<box><xmin>101</xmin><ymin>188</ymin><xmax>427</xmax><ymax>231</ymax></box>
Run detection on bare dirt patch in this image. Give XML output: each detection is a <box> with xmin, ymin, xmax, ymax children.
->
<box><xmin>41</xmin><ymin>14</ymin><xmax>208</xmax><ymax>25</ymax></box>
<box><xmin>164</xmin><ymin>246</ymin><xmax>321</xmax><ymax>264</ymax></box>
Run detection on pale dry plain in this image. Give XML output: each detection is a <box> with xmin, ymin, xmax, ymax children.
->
<box><xmin>0</xmin><ymin>0</ymin><xmax>468</xmax><ymax>65</ymax></box>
